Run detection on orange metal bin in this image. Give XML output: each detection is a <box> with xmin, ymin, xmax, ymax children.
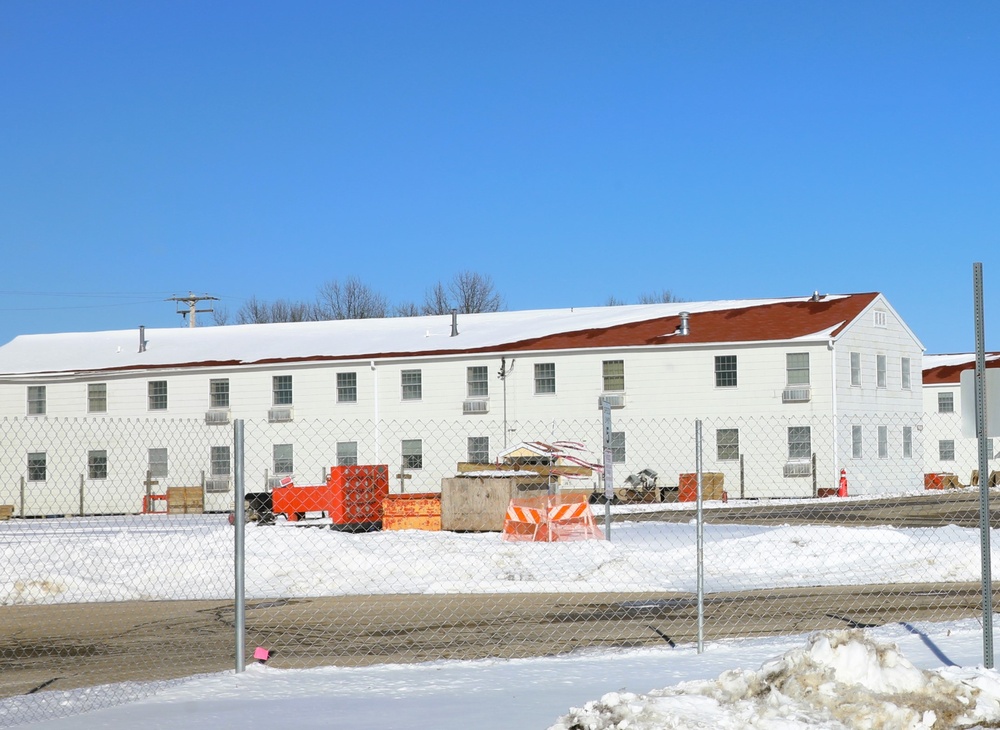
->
<box><xmin>271</xmin><ymin>465</ymin><xmax>389</xmax><ymax>531</ymax></box>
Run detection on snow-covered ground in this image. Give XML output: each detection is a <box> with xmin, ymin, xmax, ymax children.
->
<box><xmin>5</xmin><ymin>618</ymin><xmax>999</xmax><ymax>729</ymax></box>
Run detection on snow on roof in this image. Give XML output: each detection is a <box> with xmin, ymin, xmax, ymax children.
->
<box><xmin>922</xmin><ymin>352</ymin><xmax>1000</xmax><ymax>385</ymax></box>
<box><xmin>0</xmin><ymin>293</ymin><xmax>876</xmax><ymax>377</ymax></box>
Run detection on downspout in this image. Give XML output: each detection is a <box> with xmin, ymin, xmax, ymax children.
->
<box><xmin>829</xmin><ymin>339</ymin><xmax>838</xmax><ymax>488</ymax></box>
<box><xmin>371</xmin><ymin>361</ymin><xmax>380</xmax><ymax>463</ymax></box>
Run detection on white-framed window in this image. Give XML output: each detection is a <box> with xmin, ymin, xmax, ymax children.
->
<box><xmin>602</xmin><ymin>360</ymin><xmax>625</xmax><ymax>392</ymax></box>
<box><xmin>901</xmin><ymin>358</ymin><xmax>911</xmax><ymax>390</ymax></box>
<box><xmin>876</xmin><ymin>355</ymin><xmax>887</xmax><ymax>388</ymax></box>
<box><xmin>337</xmin><ymin>441</ymin><xmax>358</xmax><ymax>466</ymax></box>
<box><xmin>938</xmin><ymin>392</ymin><xmax>955</xmax><ymax>413</ymax></box>
<box><xmin>877</xmin><ymin>426</ymin><xmax>888</xmax><ymax>459</ymax></box>
<box><xmin>273</xmin><ymin>375</ymin><xmax>293</xmax><ymax>406</ymax></box>
<box><xmin>467</xmin><ymin>366</ymin><xmax>489</xmax><ymax>398</ymax></box>
<box><xmin>788</xmin><ymin>426</ymin><xmax>811</xmax><ymax>460</ymax></box>
<box><xmin>401</xmin><ymin>439</ymin><xmax>423</xmax><ymax>469</ymax></box>
<box><xmin>88</xmin><ymin>383</ymin><xmax>108</xmax><ymax>413</ymax></box>
<box><xmin>850</xmin><ymin>352</ymin><xmax>862</xmax><ymax>387</ymax></box>
<box><xmin>902</xmin><ymin>427</ymin><xmax>913</xmax><ymax>459</ymax></box>
<box><xmin>786</xmin><ymin>353</ymin><xmax>809</xmax><ymax>386</ymax></box>
<box><xmin>468</xmin><ymin>436</ymin><xmax>490</xmax><ymax>464</ymax></box>
<box><xmin>717</xmin><ymin>429</ymin><xmax>739</xmax><ymax>461</ymax></box>
<box><xmin>148</xmin><ymin>448</ymin><xmax>168</xmax><ymax>478</ymax></box>
<box><xmin>148</xmin><ymin>380</ymin><xmax>167</xmax><ymax>410</ymax></box>
<box><xmin>534</xmin><ymin>363</ymin><xmax>556</xmax><ymax>394</ymax></box>
<box><xmin>873</xmin><ymin>310</ymin><xmax>887</xmax><ymax>327</ymax></box>
<box><xmin>337</xmin><ymin>372</ymin><xmax>357</xmax><ymax>403</ymax></box>
<box><xmin>210</xmin><ymin>379</ymin><xmax>230</xmax><ymax>409</ymax></box>
<box><xmin>715</xmin><ymin>355</ymin><xmax>737</xmax><ymax>388</ymax></box>
<box><xmin>27</xmin><ymin>452</ymin><xmax>46</xmax><ymax>482</ymax></box>
<box><xmin>610</xmin><ymin>431</ymin><xmax>626</xmax><ymax>463</ymax></box>
<box><xmin>401</xmin><ymin>370</ymin><xmax>422</xmax><ymax>401</ymax></box>
<box><xmin>27</xmin><ymin>385</ymin><xmax>46</xmax><ymax>416</ymax></box>
<box><xmin>852</xmin><ymin>425</ymin><xmax>863</xmax><ymax>459</ymax></box>
<box><xmin>88</xmin><ymin>450</ymin><xmax>108</xmax><ymax>480</ymax></box>
<box><xmin>939</xmin><ymin>440</ymin><xmax>955</xmax><ymax>461</ymax></box>
<box><xmin>273</xmin><ymin>444</ymin><xmax>294</xmax><ymax>474</ymax></box>
<box><xmin>211</xmin><ymin>446</ymin><xmax>231</xmax><ymax>476</ymax></box>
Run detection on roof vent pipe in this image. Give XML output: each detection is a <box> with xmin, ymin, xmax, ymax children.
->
<box><xmin>138</xmin><ymin>325</ymin><xmax>146</xmax><ymax>353</ymax></box>
<box><xmin>811</xmin><ymin>291</ymin><xmax>821</xmax><ymax>302</ymax></box>
<box><xmin>677</xmin><ymin>312</ymin><xmax>690</xmax><ymax>336</ymax></box>
<box><xmin>450</xmin><ymin>309</ymin><xmax>459</xmax><ymax>337</ymax></box>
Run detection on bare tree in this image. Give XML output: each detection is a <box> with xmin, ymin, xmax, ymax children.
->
<box><xmin>394</xmin><ymin>301</ymin><xmax>421</xmax><ymax>317</ymax></box>
<box><xmin>604</xmin><ymin>295</ymin><xmax>628</xmax><ymax>307</ymax></box>
<box><xmin>231</xmin><ymin>296</ymin><xmax>316</xmax><ymax>324</ymax></box>
<box><xmin>211</xmin><ymin>305</ymin><xmax>230</xmax><ymax>325</ymax></box>
<box><xmin>449</xmin><ymin>271</ymin><xmax>503</xmax><ymax>314</ymax></box>
<box><xmin>421</xmin><ymin>282</ymin><xmax>451</xmax><ymax>316</ymax></box>
<box><xmin>637</xmin><ymin>289</ymin><xmax>685</xmax><ymax>304</ymax></box>
<box><xmin>315</xmin><ymin>276</ymin><xmax>390</xmax><ymax>320</ymax></box>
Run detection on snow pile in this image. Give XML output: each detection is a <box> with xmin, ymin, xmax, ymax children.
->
<box><xmin>550</xmin><ymin>630</ymin><xmax>1000</xmax><ymax>729</ymax></box>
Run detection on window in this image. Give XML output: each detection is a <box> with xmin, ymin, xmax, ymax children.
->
<box><xmin>788</xmin><ymin>426</ymin><xmax>811</xmax><ymax>460</ymax></box>
<box><xmin>874</xmin><ymin>310</ymin><xmax>887</xmax><ymax>327</ymax></box>
<box><xmin>148</xmin><ymin>380</ymin><xmax>167</xmax><ymax>410</ymax></box>
<box><xmin>467</xmin><ymin>366</ymin><xmax>489</xmax><ymax>398</ymax></box>
<box><xmin>402</xmin><ymin>439</ymin><xmax>423</xmax><ymax>470</ymax></box>
<box><xmin>938</xmin><ymin>392</ymin><xmax>955</xmax><ymax>413</ymax></box>
<box><xmin>88</xmin><ymin>450</ymin><xmax>108</xmax><ymax>480</ymax></box>
<box><xmin>901</xmin><ymin>358</ymin><xmax>911</xmax><ymax>390</ymax></box>
<box><xmin>717</xmin><ymin>429</ymin><xmax>739</xmax><ymax>461</ymax></box>
<box><xmin>786</xmin><ymin>353</ymin><xmax>810</xmax><ymax>386</ymax></box>
<box><xmin>852</xmin><ymin>425</ymin><xmax>863</xmax><ymax>459</ymax></box>
<box><xmin>210</xmin><ymin>379</ymin><xmax>230</xmax><ymax>409</ymax></box>
<box><xmin>337</xmin><ymin>441</ymin><xmax>358</xmax><ymax>467</ymax></box>
<box><xmin>602</xmin><ymin>360</ymin><xmax>625</xmax><ymax>392</ymax></box>
<box><xmin>27</xmin><ymin>386</ymin><xmax>46</xmax><ymax>415</ymax></box>
<box><xmin>27</xmin><ymin>452</ymin><xmax>46</xmax><ymax>481</ymax></box>
<box><xmin>148</xmin><ymin>448</ymin><xmax>168</xmax><ymax>478</ymax></box>
<box><xmin>337</xmin><ymin>372</ymin><xmax>357</xmax><ymax>403</ymax></box>
<box><xmin>876</xmin><ymin>355</ymin><xmax>887</xmax><ymax>388</ymax></box>
<box><xmin>610</xmin><ymin>432</ymin><xmax>626</xmax><ymax>463</ymax></box>
<box><xmin>534</xmin><ymin>363</ymin><xmax>556</xmax><ymax>394</ymax></box>
<box><xmin>88</xmin><ymin>383</ymin><xmax>107</xmax><ymax>413</ymax></box>
<box><xmin>902</xmin><ymin>427</ymin><xmax>913</xmax><ymax>459</ymax></box>
<box><xmin>401</xmin><ymin>370</ymin><xmax>422</xmax><ymax>401</ymax></box>
<box><xmin>273</xmin><ymin>375</ymin><xmax>293</xmax><ymax>406</ymax></box>
<box><xmin>468</xmin><ymin>436</ymin><xmax>490</xmax><ymax>464</ymax></box>
<box><xmin>715</xmin><ymin>355</ymin><xmax>737</xmax><ymax>387</ymax></box>
<box><xmin>939</xmin><ymin>440</ymin><xmax>955</xmax><ymax>461</ymax></box>
<box><xmin>273</xmin><ymin>444</ymin><xmax>294</xmax><ymax>475</ymax></box>
<box><xmin>877</xmin><ymin>426</ymin><xmax>888</xmax><ymax>459</ymax></box>
<box><xmin>211</xmin><ymin>446</ymin><xmax>231</xmax><ymax>476</ymax></box>
<box><xmin>850</xmin><ymin>352</ymin><xmax>862</xmax><ymax>387</ymax></box>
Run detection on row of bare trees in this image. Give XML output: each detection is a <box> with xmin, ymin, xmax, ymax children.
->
<box><xmin>212</xmin><ymin>271</ymin><xmax>683</xmax><ymax>325</ymax></box>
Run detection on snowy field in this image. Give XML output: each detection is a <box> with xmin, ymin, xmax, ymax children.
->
<box><xmin>5</xmin><ymin>618</ymin><xmax>1000</xmax><ymax>729</ymax></box>
<box><xmin>1</xmin><ymin>509</ymin><xmax>995</xmax><ymax>604</ymax></box>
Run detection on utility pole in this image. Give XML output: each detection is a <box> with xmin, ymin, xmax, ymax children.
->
<box><xmin>167</xmin><ymin>292</ymin><xmax>218</xmax><ymax>328</ymax></box>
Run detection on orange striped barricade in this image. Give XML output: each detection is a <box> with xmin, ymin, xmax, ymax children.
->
<box><xmin>501</xmin><ymin>494</ymin><xmax>603</xmax><ymax>542</ymax></box>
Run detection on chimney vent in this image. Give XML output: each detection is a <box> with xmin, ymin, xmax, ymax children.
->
<box><xmin>676</xmin><ymin>312</ymin><xmax>690</xmax><ymax>336</ymax></box>
<box><xmin>450</xmin><ymin>309</ymin><xmax>459</xmax><ymax>337</ymax></box>
<box><xmin>138</xmin><ymin>325</ymin><xmax>146</xmax><ymax>353</ymax></box>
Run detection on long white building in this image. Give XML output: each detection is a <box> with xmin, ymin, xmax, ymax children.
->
<box><xmin>0</xmin><ymin>292</ymin><xmax>925</xmax><ymax>515</ymax></box>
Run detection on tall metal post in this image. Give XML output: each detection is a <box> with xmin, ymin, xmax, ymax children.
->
<box><xmin>79</xmin><ymin>475</ymin><xmax>85</xmax><ymax>517</ymax></box>
<box><xmin>601</xmin><ymin>400</ymin><xmax>613</xmax><ymax>541</ymax></box>
<box><xmin>19</xmin><ymin>476</ymin><xmax>25</xmax><ymax>519</ymax></box>
<box><xmin>695</xmin><ymin>419</ymin><xmax>704</xmax><ymax>653</ymax></box>
<box><xmin>234</xmin><ymin>419</ymin><xmax>247</xmax><ymax>673</ymax></box>
<box><xmin>973</xmin><ymin>263</ymin><xmax>994</xmax><ymax>668</ymax></box>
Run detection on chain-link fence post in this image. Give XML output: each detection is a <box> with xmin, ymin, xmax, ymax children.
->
<box><xmin>696</xmin><ymin>418</ymin><xmax>704</xmax><ymax>654</ymax></box>
<box><xmin>234</xmin><ymin>418</ymin><xmax>246</xmax><ymax>673</ymax></box>
<box><xmin>973</xmin><ymin>262</ymin><xmax>994</xmax><ymax>668</ymax></box>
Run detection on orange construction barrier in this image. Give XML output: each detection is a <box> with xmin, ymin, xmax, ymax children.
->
<box><xmin>502</xmin><ymin>494</ymin><xmax>603</xmax><ymax>542</ymax></box>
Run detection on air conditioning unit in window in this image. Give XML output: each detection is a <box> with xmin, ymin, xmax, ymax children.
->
<box><xmin>205</xmin><ymin>410</ymin><xmax>231</xmax><ymax>425</ymax></box>
<box><xmin>781</xmin><ymin>388</ymin><xmax>811</xmax><ymax>403</ymax></box>
<box><xmin>783</xmin><ymin>461</ymin><xmax>812</xmax><ymax>478</ymax></box>
<box><xmin>463</xmin><ymin>399</ymin><xmax>489</xmax><ymax>414</ymax></box>
<box><xmin>598</xmin><ymin>393</ymin><xmax>626</xmax><ymax>409</ymax></box>
<box><xmin>205</xmin><ymin>478</ymin><xmax>231</xmax><ymax>493</ymax></box>
<box><xmin>268</xmin><ymin>407</ymin><xmax>293</xmax><ymax>423</ymax></box>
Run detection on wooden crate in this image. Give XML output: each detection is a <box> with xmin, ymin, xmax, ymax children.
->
<box><xmin>383</xmin><ymin>493</ymin><xmax>441</xmax><ymax>531</ymax></box>
<box><xmin>441</xmin><ymin>477</ymin><xmax>548</xmax><ymax>531</ymax></box>
<box><xmin>0</xmin><ymin>505</ymin><xmax>14</xmax><ymax>521</ymax></box>
<box><xmin>167</xmin><ymin>487</ymin><xmax>204</xmax><ymax>514</ymax></box>
<box><xmin>678</xmin><ymin>473</ymin><xmax>725</xmax><ymax>501</ymax></box>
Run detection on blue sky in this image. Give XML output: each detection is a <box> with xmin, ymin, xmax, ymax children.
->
<box><xmin>1</xmin><ymin>1</ymin><xmax>998</xmax><ymax>353</ymax></box>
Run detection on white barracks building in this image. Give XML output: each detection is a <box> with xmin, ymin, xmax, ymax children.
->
<box><xmin>0</xmin><ymin>292</ymin><xmax>925</xmax><ymax>515</ymax></box>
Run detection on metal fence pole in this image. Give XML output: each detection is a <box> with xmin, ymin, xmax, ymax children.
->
<box><xmin>19</xmin><ymin>476</ymin><xmax>25</xmax><ymax>518</ymax></box>
<box><xmin>234</xmin><ymin>419</ymin><xmax>247</xmax><ymax>673</ymax></box>
<box><xmin>973</xmin><ymin>263</ymin><xmax>994</xmax><ymax>668</ymax></box>
<box><xmin>696</xmin><ymin>419</ymin><xmax>704</xmax><ymax>654</ymax></box>
<box><xmin>79</xmin><ymin>474</ymin><xmax>85</xmax><ymax>517</ymax></box>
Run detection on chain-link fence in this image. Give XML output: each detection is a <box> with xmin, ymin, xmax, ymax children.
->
<box><xmin>2</xmin><ymin>412</ymin><xmax>998</xmax><ymax>725</ymax></box>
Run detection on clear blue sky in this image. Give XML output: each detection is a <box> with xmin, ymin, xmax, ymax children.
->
<box><xmin>2</xmin><ymin>1</ymin><xmax>998</xmax><ymax>354</ymax></box>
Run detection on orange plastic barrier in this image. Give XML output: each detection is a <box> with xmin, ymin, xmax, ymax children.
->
<box><xmin>501</xmin><ymin>494</ymin><xmax>603</xmax><ymax>542</ymax></box>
